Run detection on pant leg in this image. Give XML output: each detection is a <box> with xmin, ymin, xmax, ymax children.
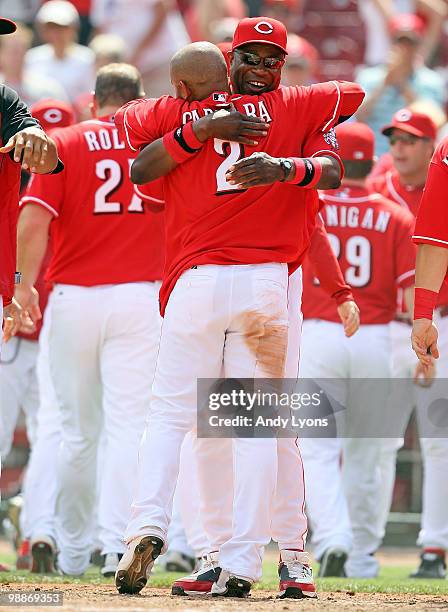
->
<box><xmin>218</xmin><ymin>263</ymin><xmax>287</xmax><ymax>581</ymax></box>
<box><xmin>124</xmin><ymin>267</ymin><xmax>228</xmax><ymax>545</ymax></box>
<box><xmin>0</xmin><ymin>337</ymin><xmax>29</xmax><ymax>457</ymax></box>
<box><xmin>98</xmin><ymin>282</ymin><xmax>161</xmax><ymax>555</ymax></box>
<box><xmin>49</xmin><ymin>285</ymin><xmax>103</xmax><ymax>575</ymax></box>
<box><xmin>298</xmin><ymin>320</ymin><xmax>352</xmax><ymax>558</ymax></box>
<box><xmin>25</xmin><ymin>306</ymin><xmax>62</xmax><ymax>541</ymax></box>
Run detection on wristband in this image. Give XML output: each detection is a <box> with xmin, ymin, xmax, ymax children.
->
<box><xmin>162</xmin><ymin>122</ymin><xmax>204</xmax><ymax>164</ymax></box>
<box><xmin>414</xmin><ymin>287</ymin><xmax>438</xmax><ymax>320</ymax></box>
<box><xmin>287</xmin><ymin>157</ymin><xmax>323</xmax><ymax>188</ymax></box>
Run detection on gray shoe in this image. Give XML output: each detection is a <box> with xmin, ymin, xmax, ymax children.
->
<box><xmin>318</xmin><ymin>548</ymin><xmax>347</xmax><ymax>577</ymax></box>
<box><xmin>101</xmin><ymin>552</ymin><xmax>123</xmax><ymax>577</ymax></box>
<box><xmin>410</xmin><ymin>550</ymin><xmax>446</xmax><ymax>579</ymax></box>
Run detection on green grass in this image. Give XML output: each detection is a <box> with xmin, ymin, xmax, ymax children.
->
<box><xmin>2</xmin><ymin>549</ymin><xmax>448</xmax><ymax>595</ymax></box>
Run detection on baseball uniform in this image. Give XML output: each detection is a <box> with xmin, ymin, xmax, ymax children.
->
<box><xmin>21</xmin><ymin>116</ymin><xmax>165</xmax><ymax>575</ymax></box>
<box><xmin>115</xmin><ymin>81</ymin><xmax>364</xmax><ymax>582</ymax></box>
<box><xmin>299</xmin><ymin>183</ymin><xmax>416</xmax><ymax>576</ymax></box>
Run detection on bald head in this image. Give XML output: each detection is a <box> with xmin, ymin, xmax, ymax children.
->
<box><xmin>170</xmin><ymin>41</ymin><xmax>229</xmax><ymax>101</ymax></box>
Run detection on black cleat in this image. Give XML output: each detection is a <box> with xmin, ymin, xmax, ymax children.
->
<box><xmin>410</xmin><ymin>550</ymin><xmax>446</xmax><ymax>579</ymax></box>
<box><xmin>30</xmin><ymin>536</ymin><xmax>56</xmax><ymax>574</ymax></box>
<box><xmin>318</xmin><ymin>548</ymin><xmax>347</xmax><ymax>577</ymax></box>
<box><xmin>115</xmin><ymin>535</ymin><xmax>164</xmax><ymax>594</ymax></box>
<box><xmin>211</xmin><ymin>570</ymin><xmax>252</xmax><ymax>598</ymax></box>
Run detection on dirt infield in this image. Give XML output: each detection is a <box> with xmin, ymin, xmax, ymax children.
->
<box><xmin>2</xmin><ymin>583</ymin><xmax>448</xmax><ymax>611</ymax></box>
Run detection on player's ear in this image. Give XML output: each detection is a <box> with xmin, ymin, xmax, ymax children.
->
<box><xmin>228</xmin><ymin>51</ymin><xmax>234</xmax><ymax>66</ymax></box>
<box><xmin>90</xmin><ymin>94</ymin><xmax>98</xmax><ymax>119</ymax></box>
<box><xmin>178</xmin><ymin>80</ymin><xmax>190</xmax><ymax>101</ymax></box>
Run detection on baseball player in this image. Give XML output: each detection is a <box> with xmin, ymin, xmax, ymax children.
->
<box><xmin>16</xmin><ymin>63</ymin><xmax>165</xmax><ymax>577</ymax></box>
<box><xmin>113</xmin><ymin>22</ymin><xmax>364</xmax><ymax>597</ymax></box>
<box><xmin>1</xmin><ymin>99</ymin><xmax>74</xmax><ymax>571</ymax></box>
<box><xmin>299</xmin><ymin>122</ymin><xmax>416</xmax><ymax>578</ymax></box>
<box><xmin>410</xmin><ymin>133</ymin><xmax>448</xmax><ymax>577</ymax></box>
<box><xmin>0</xmin><ymin>16</ymin><xmax>61</xmax><ymax>572</ymax></box>
<box><xmin>368</xmin><ymin>109</ymin><xmax>448</xmax><ymax>579</ymax></box>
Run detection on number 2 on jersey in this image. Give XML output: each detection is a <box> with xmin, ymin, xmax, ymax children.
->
<box><xmin>214</xmin><ymin>140</ymin><xmax>245</xmax><ymax>195</ymax></box>
<box><xmin>94</xmin><ymin>159</ymin><xmax>143</xmax><ymax>214</ymax></box>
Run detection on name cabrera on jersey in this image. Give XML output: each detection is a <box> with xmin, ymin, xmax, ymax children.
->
<box><xmin>115</xmin><ymin>82</ymin><xmax>365</xmax><ymax>315</ymax></box>
<box><xmin>302</xmin><ymin>186</ymin><xmax>416</xmax><ymax>325</ymax></box>
<box><xmin>20</xmin><ymin>117</ymin><xmax>165</xmax><ymax>286</ymax></box>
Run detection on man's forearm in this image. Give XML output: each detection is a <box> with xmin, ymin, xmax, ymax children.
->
<box><xmin>17</xmin><ymin>210</ymin><xmax>50</xmax><ymax>288</ymax></box>
<box><xmin>415</xmin><ymin>244</ymin><xmax>448</xmax><ymax>292</ymax></box>
<box><xmin>131</xmin><ymin>138</ymin><xmax>178</xmax><ymax>184</ymax></box>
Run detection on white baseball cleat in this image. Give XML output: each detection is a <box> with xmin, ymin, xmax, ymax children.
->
<box><xmin>115</xmin><ymin>535</ymin><xmax>164</xmax><ymax>594</ymax></box>
<box><xmin>211</xmin><ymin>569</ymin><xmax>253</xmax><ymax>598</ymax></box>
<box><xmin>277</xmin><ymin>550</ymin><xmax>317</xmax><ymax>599</ymax></box>
<box><xmin>172</xmin><ymin>551</ymin><xmax>221</xmax><ymax>596</ymax></box>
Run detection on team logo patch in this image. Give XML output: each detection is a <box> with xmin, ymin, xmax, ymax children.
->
<box><xmin>394</xmin><ymin>109</ymin><xmax>412</xmax><ymax>122</ymax></box>
<box><xmin>323</xmin><ymin>128</ymin><xmax>339</xmax><ymax>150</ymax></box>
<box><xmin>213</xmin><ymin>92</ymin><xmax>229</xmax><ymax>103</ymax></box>
<box><xmin>43</xmin><ymin>109</ymin><xmax>63</xmax><ymax>124</ymax></box>
<box><xmin>255</xmin><ymin>21</ymin><xmax>274</xmax><ymax>35</ymax></box>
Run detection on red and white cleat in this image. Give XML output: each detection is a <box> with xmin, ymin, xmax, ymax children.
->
<box><xmin>278</xmin><ymin>551</ymin><xmax>317</xmax><ymax>599</ymax></box>
<box><xmin>172</xmin><ymin>551</ymin><xmax>220</xmax><ymax>596</ymax></box>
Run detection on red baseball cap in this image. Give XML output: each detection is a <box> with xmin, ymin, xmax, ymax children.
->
<box><xmin>232</xmin><ymin>17</ymin><xmax>288</xmax><ymax>54</ymax></box>
<box><xmin>381</xmin><ymin>108</ymin><xmax>436</xmax><ymax>140</ymax></box>
<box><xmin>390</xmin><ymin>13</ymin><xmax>424</xmax><ymax>40</ymax></box>
<box><xmin>0</xmin><ymin>17</ymin><xmax>17</xmax><ymax>35</ymax></box>
<box><xmin>335</xmin><ymin>122</ymin><xmax>375</xmax><ymax>161</ymax></box>
<box><xmin>31</xmin><ymin>99</ymin><xmax>75</xmax><ymax>131</ymax></box>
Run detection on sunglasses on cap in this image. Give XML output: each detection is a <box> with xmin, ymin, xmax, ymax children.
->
<box><xmin>235</xmin><ymin>49</ymin><xmax>285</xmax><ymax>70</ymax></box>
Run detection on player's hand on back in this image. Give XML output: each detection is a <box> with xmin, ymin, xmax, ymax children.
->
<box><xmin>337</xmin><ymin>300</ymin><xmax>360</xmax><ymax>338</ymax></box>
<box><xmin>412</xmin><ymin>318</ymin><xmax>439</xmax><ymax>367</ymax></box>
<box><xmin>226</xmin><ymin>152</ymin><xmax>285</xmax><ymax>189</ymax></box>
<box><xmin>193</xmin><ymin>110</ymin><xmax>269</xmax><ymax>146</ymax></box>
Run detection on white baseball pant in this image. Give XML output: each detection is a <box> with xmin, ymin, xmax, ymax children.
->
<box><xmin>125</xmin><ymin>263</ymin><xmax>291</xmax><ymax>581</ymax></box>
<box><xmin>299</xmin><ymin>320</ymin><xmax>391</xmax><ymax>572</ymax></box>
<box><xmin>149</xmin><ymin>267</ymin><xmax>308</xmax><ymax>561</ymax></box>
<box><xmin>48</xmin><ymin>281</ymin><xmax>161</xmax><ymax>575</ymax></box>
<box><xmin>380</xmin><ymin>316</ymin><xmax>448</xmax><ymax>550</ymax></box>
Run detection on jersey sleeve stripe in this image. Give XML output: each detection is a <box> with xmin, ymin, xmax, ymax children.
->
<box><xmin>396</xmin><ymin>269</ymin><xmax>415</xmax><ymax>284</ymax></box>
<box><xmin>123</xmin><ymin>106</ymin><xmax>139</xmax><ymax>152</ymax></box>
<box><xmin>322</xmin><ymin>81</ymin><xmax>341</xmax><ymax>133</ymax></box>
<box><xmin>20</xmin><ymin>196</ymin><xmax>59</xmax><ymax>217</ymax></box>
<box><xmin>135</xmin><ymin>185</ymin><xmax>165</xmax><ymax>203</ymax></box>
<box><xmin>412</xmin><ymin>235</ymin><xmax>448</xmax><ymax>247</ymax></box>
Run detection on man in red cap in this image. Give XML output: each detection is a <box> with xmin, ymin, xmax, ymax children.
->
<box><xmin>299</xmin><ymin>122</ymin><xmax>415</xmax><ymax>578</ymax></box>
<box><xmin>356</xmin><ymin>14</ymin><xmax>445</xmax><ymax>156</ymax></box>
<box><xmin>112</xmin><ymin>18</ymin><xmax>363</xmax><ymax>597</ymax></box>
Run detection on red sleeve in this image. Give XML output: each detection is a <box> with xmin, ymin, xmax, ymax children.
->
<box><xmin>307</xmin><ymin>214</ymin><xmax>354</xmax><ymax>304</ymax></box>
<box><xmin>395</xmin><ymin>209</ymin><xmax>416</xmax><ymax>288</ymax></box>
<box><xmin>413</xmin><ymin>155</ymin><xmax>448</xmax><ymax>249</ymax></box>
<box><xmin>20</xmin><ymin>133</ymin><xmax>65</xmax><ymax>216</ymax></box>
<box><xmin>135</xmin><ymin>179</ymin><xmax>165</xmax><ymax>212</ymax></box>
<box><xmin>114</xmin><ymin>96</ymin><xmax>184</xmax><ymax>152</ymax></box>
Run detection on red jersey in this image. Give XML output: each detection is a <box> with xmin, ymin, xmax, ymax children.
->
<box><xmin>0</xmin><ymin>85</ymin><xmax>41</xmax><ymax>303</ymax></box>
<box><xmin>115</xmin><ymin>81</ymin><xmax>364</xmax><ymax>314</ymax></box>
<box><xmin>414</xmin><ymin>136</ymin><xmax>448</xmax><ymax>250</ymax></box>
<box><xmin>302</xmin><ymin>185</ymin><xmax>416</xmax><ymax>324</ymax></box>
<box><xmin>367</xmin><ymin>168</ymin><xmax>423</xmax><ymax>217</ymax></box>
<box><xmin>21</xmin><ymin>116</ymin><xmax>165</xmax><ymax>286</ymax></box>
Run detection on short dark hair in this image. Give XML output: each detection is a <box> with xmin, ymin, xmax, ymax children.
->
<box><xmin>95</xmin><ymin>63</ymin><xmax>144</xmax><ymax>108</ymax></box>
<box><xmin>342</xmin><ymin>159</ymin><xmax>374</xmax><ymax>179</ymax></box>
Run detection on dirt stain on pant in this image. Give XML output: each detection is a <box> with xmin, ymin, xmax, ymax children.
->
<box><xmin>242</xmin><ymin>310</ymin><xmax>288</xmax><ymax>379</ymax></box>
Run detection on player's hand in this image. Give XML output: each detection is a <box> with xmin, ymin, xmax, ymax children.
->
<box><xmin>337</xmin><ymin>300</ymin><xmax>360</xmax><ymax>337</ymax></box>
<box><xmin>411</xmin><ymin>318</ymin><xmax>439</xmax><ymax>367</ymax></box>
<box><xmin>226</xmin><ymin>152</ymin><xmax>284</xmax><ymax>188</ymax></box>
<box><xmin>2</xmin><ymin>298</ymin><xmax>23</xmax><ymax>343</ymax></box>
<box><xmin>0</xmin><ymin>127</ymin><xmax>49</xmax><ymax>172</ymax></box>
<box><xmin>14</xmin><ymin>285</ymin><xmax>41</xmax><ymax>325</ymax></box>
<box><xmin>194</xmin><ymin>110</ymin><xmax>269</xmax><ymax>146</ymax></box>
<box><xmin>413</xmin><ymin>359</ymin><xmax>436</xmax><ymax>388</ymax></box>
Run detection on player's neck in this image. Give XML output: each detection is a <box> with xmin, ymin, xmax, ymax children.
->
<box><xmin>397</xmin><ymin>167</ymin><xmax>428</xmax><ymax>189</ymax></box>
<box><xmin>341</xmin><ymin>178</ymin><xmax>366</xmax><ymax>190</ymax></box>
<box><xmin>94</xmin><ymin>105</ymin><xmax>119</xmax><ymax>119</ymax></box>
